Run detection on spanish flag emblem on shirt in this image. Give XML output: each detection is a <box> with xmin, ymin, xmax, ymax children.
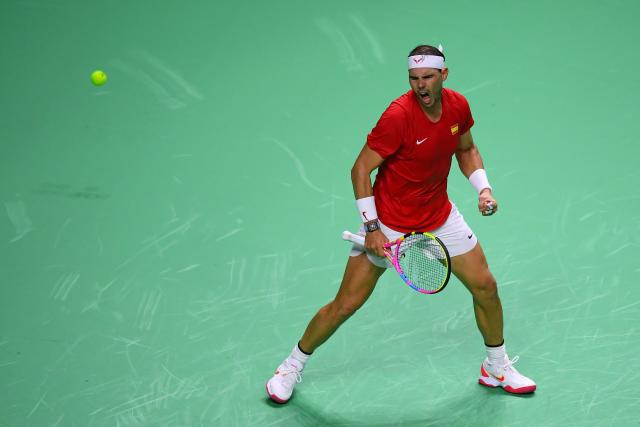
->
<box><xmin>450</xmin><ymin>124</ymin><xmax>459</xmax><ymax>135</ymax></box>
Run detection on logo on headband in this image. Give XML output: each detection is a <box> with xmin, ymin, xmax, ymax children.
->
<box><xmin>412</xmin><ymin>56</ymin><xmax>425</xmax><ymax>64</ymax></box>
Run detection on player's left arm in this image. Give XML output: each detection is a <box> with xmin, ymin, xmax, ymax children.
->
<box><xmin>455</xmin><ymin>130</ymin><xmax>498</xmax><ymax>215</ymax></box>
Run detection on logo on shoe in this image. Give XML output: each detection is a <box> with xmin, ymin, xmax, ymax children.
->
<box><xmin>493</xmin><ymin>374</ymin><xmax>505</xmax><ymax>381</ymax></box>
<box><xmin>482</xmin><ymin>364</ymin><xmax>504</xmax><ymax>382</ymax></box>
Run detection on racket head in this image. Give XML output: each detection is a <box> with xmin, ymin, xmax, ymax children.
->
<box><xmin>386</xmin><ymin>231</ymin><xmax>451</xmax><ymax>294</ymax></box>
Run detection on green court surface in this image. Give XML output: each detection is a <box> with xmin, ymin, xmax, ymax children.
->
<box><xmin>1</xmin><ymin>1</ymin><xmax>639</xmax><ymax>426</ymax></box>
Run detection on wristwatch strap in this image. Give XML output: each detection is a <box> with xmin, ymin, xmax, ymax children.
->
<box><xmin>364</xmin><ymin>219</ymin><xmax>380</xmax><ymax>233</ymax></box>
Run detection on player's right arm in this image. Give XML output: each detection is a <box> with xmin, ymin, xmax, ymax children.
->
<box><xmin>351</xmin><ymin>144</ymin><xmax>388</xmax><ymax>258</ymax></box>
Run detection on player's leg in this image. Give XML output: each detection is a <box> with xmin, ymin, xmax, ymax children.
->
<box><xmin>431</xmin><ymin>204</ymin><xmax>503</xmax><ymax>345</ymax></box>
<box><xmin>451</xmin><ymin>243</ymin><xmax>536</xmax><ymax>394</ymax></box>
<box><xmin>450</xmin><ymin>243</ymin><xmax>502</xmax><ymax>346</ymax></box>
<box><xmin>266</xmin><ymin>252</ymin><xmax>386</xmax><ymax>403</ymax></box>
<box><xmin>433</xmin><ymin>203</ymin><xmax>536</xmax><ymax>394</ymax></box>
<box><xmin>299</xmin><ymin>252</ymin><xmax>386</xmax><ymax>352</ymax></box>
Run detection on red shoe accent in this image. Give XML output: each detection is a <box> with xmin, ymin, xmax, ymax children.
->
<box><xmin>265</xmin><ymin>382</ymin><xmax>289</xmax><ymax>404</ymax></box>
<box><xmin>504</xmin><ymin>384</ymin><xmax>537</xmax><ymax>394</ymax></box>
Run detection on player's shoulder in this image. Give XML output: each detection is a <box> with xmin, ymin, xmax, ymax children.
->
<box><xmin>392</xmin><ymin>90</ymin><xmax>416</xmax><ymax>110</ymax></box>
<box><xmin>443</xmin><ymin>88</ymin><xmax>470</xmax><ymax>106</ymax></box>
<box><xmin>381</xmin><ymin>90</ymin><xmax>414</xmax><ymax>118</ymax></box>
<box><xmin>443</xmin><ymin>88</ymin><xmax>473</xmax><ymax>122</ymax></box>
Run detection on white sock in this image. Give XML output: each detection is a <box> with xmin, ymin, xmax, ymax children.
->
<box><xmin>486</xmin><ymin>342</ymin><xmax>506</xmax><ymax>367</ymax></box>
<box><xmin>287</xmin><ymin>343</ymin><xmax>311</xmax><ymax>370</ymax></box>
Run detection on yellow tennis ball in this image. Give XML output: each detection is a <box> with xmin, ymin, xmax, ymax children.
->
<box><xmin>90</xmin><ymin>70</ymin><xmax>107</xmax><ymax>86</ymax></box>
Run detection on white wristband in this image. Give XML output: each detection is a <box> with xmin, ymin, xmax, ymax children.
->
<box><xmin>469</xmin><ymin>169</ymin><xmax>492</xmax><ymax>194</ymax></box>
<box><xmin>356</xmin><ymin>196</ymin><xmax>378</xmax><ymax>222</ymax></box>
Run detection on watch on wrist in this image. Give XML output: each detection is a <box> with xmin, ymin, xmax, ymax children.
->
<box><xmin>364</xmin><ymin>219</ymin><xmax>380</xmax><ymax>233</ymax></box>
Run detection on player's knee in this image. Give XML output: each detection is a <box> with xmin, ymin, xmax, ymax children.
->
<box><xmin>472</xmin><ymin>274</ymin><xmax>498</xmax><ymax>300</ymax></box>
<box><xmin>331</xmin><ymin>298</ymin><xmax>364</xmax><ymax>320</ymax></box>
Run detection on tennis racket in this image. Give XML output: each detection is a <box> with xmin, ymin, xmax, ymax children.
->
<box><xmin>342</xmin><ymin>230</ymin><xmax>451</xmax><ymax>294</ymax></box>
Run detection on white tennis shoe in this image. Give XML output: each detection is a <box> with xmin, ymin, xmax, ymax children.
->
<box><xmin>479</xmin><ymin>355</ymin><xmax>536</xmax><ymax>394</ymax></box>
<box><xmin>266</xmin><ymin>358</ymin><xmax>303</xmax><ymax>403</ymax></box>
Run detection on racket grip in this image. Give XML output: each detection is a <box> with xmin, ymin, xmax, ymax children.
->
<box><xmin>342</xmin><ymin>230</ymin><xmax>365</xmax><ymax>246</ymax></box>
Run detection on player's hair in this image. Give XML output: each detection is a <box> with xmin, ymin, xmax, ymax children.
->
<box><xmin>408</xmin><ymin>45</ymin><xmax>446</xmax><ymax>61</ymax></box>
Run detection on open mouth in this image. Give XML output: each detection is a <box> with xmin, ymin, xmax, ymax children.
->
<box><xmin>419</xmin><ymin>91</ymin><xmax>431</xmax><ymax>104</ymax></box>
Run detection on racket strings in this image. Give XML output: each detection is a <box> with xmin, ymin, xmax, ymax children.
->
<box><xmin>397</xmin><ymin>234</ymin><xmax>449</xmax><ymax>293</ymax></box>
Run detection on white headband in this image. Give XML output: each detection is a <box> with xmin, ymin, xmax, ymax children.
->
<box><xmin>408</xmin><ymin>44</ymin><xmax>445</xmax><ymax>70</ymax></box>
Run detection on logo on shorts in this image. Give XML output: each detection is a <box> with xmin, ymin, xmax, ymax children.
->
<box><xmin>467</xmin><ymin>233</ymin><xmax>473</xmax><ymax>239</ymax></box>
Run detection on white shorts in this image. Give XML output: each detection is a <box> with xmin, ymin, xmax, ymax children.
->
<box><xmin>349</xmin><ymin>203</ymin><xmax>478</xmax><ymax>268</ymax></box>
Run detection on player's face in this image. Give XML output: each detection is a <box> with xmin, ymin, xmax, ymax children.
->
<box><xmin>409</xmin><ymin>68</ymin><xmax>448</xmax><ymax>109</ymax></box>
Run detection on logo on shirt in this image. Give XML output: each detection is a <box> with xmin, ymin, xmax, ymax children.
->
<box><xmin>450</xmin><ymin>124</ymin><xmax>459</xmax><ymax>135</ymax></box>
<box><xmin>416</xmin><ymin>137</ymin><xmax>428</xmax><ymax>145</ymax></box>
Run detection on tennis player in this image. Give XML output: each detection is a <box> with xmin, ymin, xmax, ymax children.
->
<box><xmin>266</xmin><ymin>44</ymin><xmax>536</xmax><ymax>403</ymax></box>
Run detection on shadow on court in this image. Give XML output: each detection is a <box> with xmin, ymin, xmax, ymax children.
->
<box><xmin>261</xmin><ymin>384</ymin><xmax>522</xmax><ymax>426</ymax></box>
